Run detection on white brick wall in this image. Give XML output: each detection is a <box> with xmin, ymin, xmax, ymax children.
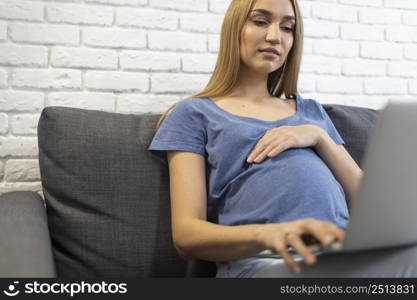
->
<box><xmin>0</xmin><ymin>21</ymin><xmax>6</xmax><ymax>41</ymax></box>
<box><xmin>0</xmin><ymin>91</ymin><xmax>44</xmax><ymax>111</ymax></box>
<box><xmin>46</xmin><ymin>3</ymin><xmax>114</xmax><ymax>26</ymax></box>
<box><xmin>4</xmin><ymin>159</ymin><xmax>40</xmax><ymax>181</ymax></box>
<box><xmin>0</xmin><ymin>0</ymin><xmax>44</xmax><ymax>22</ymax></box>
<box><xmin>10</xmin><ymin>23</ymin><xmax>80</xmax><ymax>45</ymax></box>
<box><xmin>0</xmin><ymin>113</ymin><xmax>7</xmax><ymax>135</ymax></box>
<box><xmin>83</xmin><ymin>27</ymin><xmax>147</xmax><ymax>48</ymax></box>
<box><xmin>12</xmin><ymin>69</ymin><xmax>82</xmax><ymax>90</ymax></box>
<box><xmin>47</xmin><ymin>92</ymin><xmax>115</xmax><ymax>111</ymax></box>
<box><xmin>51</xmin><ymin>47</ymin><xmax>118</xmax><ymax>69</ymax></box>
<box><xmin>0</xmin><ymin>69</ymin><xmax>7</xmax><ymax>88</ymax></box>
<box><xmin>85</xmin><ymin>71</ymin><xmax>149</xmax><ymax>92</ymax></box>
<box><xmin>0</xmin><ymin>44</ymin><xmax>48</xmax><ymax>67</ymax></box>
<box><xmin>116</xmin><ymin>8</ymin><xmax>178</xmax><ymax>29</ymax></box>
<box><xmin>0</xmin><ymin>0</ymin><xmax>416</xmax><ymax>195</ymax></box>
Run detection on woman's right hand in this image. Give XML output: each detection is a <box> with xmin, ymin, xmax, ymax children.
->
<box><xmin>255</xmin><ymin>218</ymin><xmax>346</xmax><ymax>273</ymax></box>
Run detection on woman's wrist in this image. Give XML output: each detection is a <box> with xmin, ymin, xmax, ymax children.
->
<box><xmin>253</xmin><ymin>223</ymin><xmax>278</xmax><ymax>250</ymax></box>
<box><xmin>253</xmin><ymin>224</ymin><xmax>267</xmax><ymax>248</ymax></box>
<box><xmin>314</xmin><ymin>126</ymin><xmax>329</xmax><ymax>149</ymax></box>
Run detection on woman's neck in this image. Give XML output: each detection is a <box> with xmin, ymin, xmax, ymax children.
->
<box><xmin>228</xmin><ymin>66</ymin><xmax>272</xmax><ymax>102</ymax></box>
<box><xmin>229</xmin><ymin>82</ymin><xmax>271</xmax><ymax>102</ymax></box>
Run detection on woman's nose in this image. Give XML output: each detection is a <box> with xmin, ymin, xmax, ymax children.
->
<box><xmin>266</xmin><ymin>24</ymin><xmax>281</xmax><ymax>44</ymax></box>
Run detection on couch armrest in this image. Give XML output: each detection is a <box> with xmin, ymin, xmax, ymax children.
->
<box><xmin>0</xmin><ymin>191</ymin><xmax>56</xmax><ymax>277</ymax></box>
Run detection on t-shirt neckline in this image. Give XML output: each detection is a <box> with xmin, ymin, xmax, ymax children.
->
<box><xmin>203</xmin><ymin>95</ymin><xmax>300</xmax><ymax>124</ymax></box>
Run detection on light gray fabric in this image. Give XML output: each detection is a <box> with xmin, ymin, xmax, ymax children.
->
<box><xmin>0</xmin><ymin>191</ymin><xmax>56</xmax><ymax>277</ymax></box>
<box><xmin>216</xmin><ymin>244</ymin><xmax>417</xmax><ymax>277</ymax></box>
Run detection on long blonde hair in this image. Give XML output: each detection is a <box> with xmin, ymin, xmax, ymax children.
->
<box><xmin>154</xmin><ymin>0</ymin><xmax>304</xmax><ymax>131</ymax></box>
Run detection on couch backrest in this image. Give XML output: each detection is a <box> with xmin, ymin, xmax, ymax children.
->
<box><xmin>37</xmin><ymin>103</ymin><xmax>378</xmax><ymax>278</ymax></box>
<box><xmin>38</xmin><ymin>107</ymin><xmax>192</xmax><ymax>278</ymax></box>
<box><xmin>323</xmin><ymin>104</ymin><xmax>378</xmax><ymax>167</ymax></box>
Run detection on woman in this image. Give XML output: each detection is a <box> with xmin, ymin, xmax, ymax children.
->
<box><xmin>148</xmin><ymin>0</ymin><xmax>417</xmax><ymax>277</ymax></box>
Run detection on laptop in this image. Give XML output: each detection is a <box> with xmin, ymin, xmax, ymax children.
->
<box><xmin>256</xmin><ymin>100</ymin><xmax>417</xmax><ymax>258</ymax></box>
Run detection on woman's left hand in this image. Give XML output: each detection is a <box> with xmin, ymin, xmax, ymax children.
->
<box><xmin>247</xmin><ymin>125</ymin><xmax>326</xmax><ymax>163</ymax></box>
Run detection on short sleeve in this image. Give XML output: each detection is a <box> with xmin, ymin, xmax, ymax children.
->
<box><xmin>148</xmin><ymin>100</ymin><xmax>207</xmax><ymax>165</ymax></box>
<box><xmin>312</xmin><ymin>99</ymin><xmax>345</xmax><ymax>145</ymax></box>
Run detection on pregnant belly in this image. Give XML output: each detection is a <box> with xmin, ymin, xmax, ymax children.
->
<box><xmin>218</xmin><ymin>148</ymin><xmax>348</xmax><ymax>226</ymax></box>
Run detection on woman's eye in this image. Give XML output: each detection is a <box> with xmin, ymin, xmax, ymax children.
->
<box><xmin>252</xmin><ymin>19</ymin><xmax>294</xmax><ymax>33</ymax></box>
<box><xmin>282</xmin><ymin>27</ymin><xmax>294</xmax><ymax>32</ymax></box>
<box><xmin>253</xmin><ymin>20</ymin><xmax>268</xmax><ymax>26</ymax></box>
<box><xmin>253</xmin><ymin>20</ymin><xmax>293</xmax><ymax>32</ymax></box>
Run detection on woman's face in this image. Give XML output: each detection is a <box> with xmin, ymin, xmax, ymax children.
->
<box><xmin>240</xmin><ymin>0</ymin><xmax>295</xmax><ymax>74</ymax></box>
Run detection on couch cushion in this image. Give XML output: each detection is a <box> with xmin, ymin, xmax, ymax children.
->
<box><xmin>323</xmin><ymin>104</ymin><xmax>378</xmax><ymax>167</ymax></box>
<box><xmin>38</xmin><ymin>107</ymin><xmax>189</xmax><ymax>278</ymax></box>
<box><xmin>37</xmin><ymin>103</ymin><xmax>378</xmax><ymax>278</ymax></box>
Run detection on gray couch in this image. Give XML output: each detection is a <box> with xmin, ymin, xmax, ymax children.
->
<box><xmin>0</xmin><ymin>102</ymin><xmax>378</xmax><ymax>278</ymax></box>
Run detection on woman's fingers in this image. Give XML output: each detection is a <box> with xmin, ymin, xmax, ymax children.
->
<box><xmin>334</xmin><ymin>228</ymin><xmax>346</xmax><ymax>241</ymax></box>
<box><xmin>300</xmin><ymin>233</ymin><xmax>320</xmax><ymax>246</ymax></box>
<box><xmin>247</xmin><ymin>140</ymin><xmax>271</xmax><ymax>163</ymax></box>
<box><xmin>266</xmin><ymin>142</ymin><xmax>289</xmax><ymax>158</ymax></box>
<box><xmin>253</xmin><ymin>146</ymin><xmax>277</xmax><ymax>162</ymax></box>
<box><xmin>248</xmin><ymin>139</ymin><xmax>287</xmax><ymax>163</ymax></box>
<box><xmin>286</xmin><ymin>232</ymin><xmax>317</xmax><ymax>265</ymax></box>
<box><xmin>273</xmin><ymin>232</ymin><xmax>302</xmax><ymax>274</ymax></box>
<box><xmin>301</xmin><ymin>219</ymin><xmax>345</xmax><ymax>246</ymax></box>
<box><xmin>262</xmin><ymin>220</ymin><xmax>345</xmax><ymax>274</ymax></box>
<box><xmin>275</xmin><ymin>243</ymin><xmax>301</xmax><ymax>274</ymax></box>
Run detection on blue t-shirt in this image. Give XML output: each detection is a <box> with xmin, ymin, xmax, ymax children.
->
<box><xmin>148</xmin><ymin>95</ymin><xmax>349</xmax><ymax>230</ymax></box>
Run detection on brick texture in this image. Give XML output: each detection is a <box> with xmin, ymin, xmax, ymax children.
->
<box><xmin>0</xmin><ymin>0</ymin><xmax>416</xmax><ymax>193</ymax></box>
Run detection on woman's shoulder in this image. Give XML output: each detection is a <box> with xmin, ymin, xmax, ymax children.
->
<box><xmin>166</xmin><ymin>98</ymin><xmax>203</xmax><ymax>115</ymax></box>
<box><xmin>297</xmin><ymin>96</ymin><xmax>321</xmax><ymax>109</ymax></box>
<box><xmin>296</xmin><ymin>95</ymin><xmax>315</xmax><ymax>104</ymax></box>
<box><xmin>174</xmin><ymin>97</ymin><xmax>209</xmax><ymax>110</ymax></box>
<box><xmin>297</xmin><ymin>96</ymin><xmax>328</xmax><ymax>119</ymax></box>
<box><xmin>167</xmin><ymin>97</ymin><xmax>210</xmax><ymax>124</ymax></box>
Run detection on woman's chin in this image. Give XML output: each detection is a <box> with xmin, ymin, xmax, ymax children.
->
<box><xmin>257</xmin><ymin>62</ymin><xmax>282</xmax><ymax>72</ymax></box>
<box><xmin>254</xmin><ymin>66</ymin><xmax>281</xmax><ymax>75</ymax></box>
<box><xmin>243</xmin><ymin>61</ymin><xmax>282</xmax><ymax>75</ymax></box>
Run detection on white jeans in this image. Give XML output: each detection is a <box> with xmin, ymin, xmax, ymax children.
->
<box><xmin>215</xmin><ymin>244</ymin><xmax>417</xmax><ymax>278</ymax></box>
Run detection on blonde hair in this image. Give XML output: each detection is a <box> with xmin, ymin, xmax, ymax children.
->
<box><xmin>154</xmin><ymin>0</ymin><xmax>304</xmax><ymax>131</ymax></box>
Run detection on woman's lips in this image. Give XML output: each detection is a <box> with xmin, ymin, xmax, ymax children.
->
<box><xmin>259</xmin><ymin>50</ymin><xmax>279</xmax><ymax>58</ymax></box>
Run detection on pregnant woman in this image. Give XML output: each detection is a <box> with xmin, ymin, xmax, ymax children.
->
<box><xmin>148</xmin><ymin>0</ymin><xmax>417</xmax><ymax>277</ymax></box>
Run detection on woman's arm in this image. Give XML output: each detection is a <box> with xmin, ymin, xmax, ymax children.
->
<box><xmin>167</xmin><ymin>150</ymin><xmax>345</xmax><ymax>273</ymax></box>
<box><xmin>167</xmin><ymin>150</ymin><xmax>266</xmax><ymax>261</ymax></box>
<box><xmin>315</xmin><ymin>131</ymin><xmax>364</xmax><ymax>206</ymax></box>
